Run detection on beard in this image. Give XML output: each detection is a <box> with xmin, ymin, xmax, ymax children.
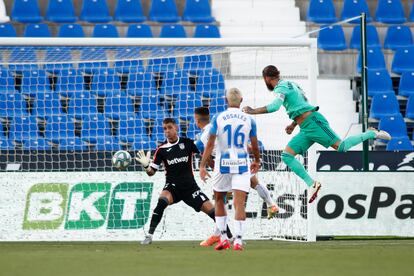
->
<box><xmin>266</xmin><ymin>82</ymin><xmax>275</xmax><ymax>91</ymax></box>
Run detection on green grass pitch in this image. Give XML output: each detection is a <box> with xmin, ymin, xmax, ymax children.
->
<box><xmin>1</xmin><ymin>240</ymin><xmax>413</xmax><ymax>276</ymax></box>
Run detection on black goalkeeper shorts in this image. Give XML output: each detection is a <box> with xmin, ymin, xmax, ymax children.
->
<box><xmin>163</xmin><ymin>182</ymin><xmax>210</xmax><ymax>212</ymax></box>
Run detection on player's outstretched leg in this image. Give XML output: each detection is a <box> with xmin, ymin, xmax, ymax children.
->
<box><xmin>141</xmin><ymin>196</ymin><xmax>170</xmax><ymax>245</ymax></box>
<box><xmin>337</xmin><ymin>128</ymin><xmax>391</xmax><ymax>152</ymax></box>
<box><xmin>250</xmin><ymin>175</ymin><xmax>279</xmax><ymax>219</ymax></box>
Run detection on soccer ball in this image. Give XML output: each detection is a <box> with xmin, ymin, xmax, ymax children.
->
<box><xmin>112</xmin><ymin>150</ymin><xmax>132</xmax><ymax>170</ymax></box>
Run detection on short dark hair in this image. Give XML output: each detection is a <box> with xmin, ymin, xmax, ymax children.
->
<box><xmin>194</xmin><ymin>106</ymin><xmax>210</xmax><ymax>116</ymax></box>
<box><xmin>262</xmin><ymin>65</ymin><xmax>280</xmax><ymax>79</ymax></box>
<box><xmin>162</xmin><ymin>118</ymin><xmax>176</xmax><ymax>125</ymax></box>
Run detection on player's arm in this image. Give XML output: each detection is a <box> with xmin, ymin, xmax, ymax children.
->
<box><xmin>200</xmin><ymin>134</ymin><xmax>216</xmax><ymax>181</ymax></box>
<box><xmin>249</xmin><ymin>118</ymin><xmax>261</xmax><ymax>174</ymax></box>
<box><xmin>194</xmin><ymin>137</ymin><xmax>214</xmax><ymax>168</ymax></box>
<box><xmin>135</xmin><ymin>150</ymin><xmax>158</xmax><ymax>176</ymax></box>
<box><xmin>285</xmin><ymin>121</ymin><xmax>297</xmax><ymax>135</ymax></box>
<box><xmin>243</xmin><ymin>93</ymin><xmax>285</xmax><ymax>115</ymax></box>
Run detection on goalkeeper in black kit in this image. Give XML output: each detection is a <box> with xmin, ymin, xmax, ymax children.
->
<box><xmin>136</xmin><ymin>118</ymin><xmax>232</xmax><ymax>245</ymax></box>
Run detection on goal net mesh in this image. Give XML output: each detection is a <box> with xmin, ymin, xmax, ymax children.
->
<box><xmin>0</xmin><ymin>43</ymin><xmax>315</xmax><ymax>242</ymax></box>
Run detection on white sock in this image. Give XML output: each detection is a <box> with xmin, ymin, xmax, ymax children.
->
<box><xmin>215</xmin><ymin>216</ymin><xmax>228</xmax><ymax>241</ymax></box>
<box><xmin>255</xmin><ymin>183</ymin><xmax>275</xmax><ymax>207</ymax></box>
<box><xmin>234</xmin><ymin>220</ymin><xmax>245</xmax><ymax>245</ymax></box>
<box><xmin>213</xmin><ymin>226</ymin><xmax>220</xmax><ymax>236</ymax></box>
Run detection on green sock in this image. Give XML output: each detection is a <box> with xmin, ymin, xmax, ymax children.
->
<box><xmin>338</xmin><ymin>131</ymin><xmax>376</xmax><ymax>152</ymax></box>
<box><xmin>281</xmin><ymin>152</ymin><xmax>314</xmax><ymax>187</ymax></box>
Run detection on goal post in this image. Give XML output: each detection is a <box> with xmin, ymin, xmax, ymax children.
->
<box><xmin>0</xmin><ymin>37</ymin><xmax>317</xmax><ymax>242</ymax></box>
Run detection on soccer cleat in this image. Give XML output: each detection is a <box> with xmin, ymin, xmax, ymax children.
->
<box><xmin>214</xmin><ymin>239</ymin><xmax>231</xmax><ymax>250</ymax></box>
<box><xmin>200</xmin><ymin>235</ymin><xmax>220</xmax><ymax>247</ymax></box>
<box><xmin>233</xmin><ymin>243</ymin><xmax>243</xmax><ymax>251</ymax></box>
<box><xmin>308</xmin><ymin>181</ymin><xmax>322</xmax><ymax>203</ymax></box>
<box><xmin>368</xmin><ymin>127</ymin><xmax>391</xmax><ymax>141</ymax></box>
<box><xmin>267</xmin><ymin>205</ymin><xmax>279</xmax><ymax>219</ymax></box>
<box><xmin>140</xmin><ymin>235</ymin><xmax>153</xmax><ymax>245</ymax></box>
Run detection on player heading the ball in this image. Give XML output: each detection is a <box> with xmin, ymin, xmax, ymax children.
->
<box><xmin>243</xmin><ymin>65</ymin><xmax>392</xmax><ymax>203</ymax></box>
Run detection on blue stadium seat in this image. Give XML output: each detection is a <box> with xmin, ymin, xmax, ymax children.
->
<box><xmin>160</xmin><ymin>24</ymin><xmax>187</xmax><ymax>38</ymax></box>
<box><xmin>378</xmin><ymin>114</ymin><xmax>408</xmax><ymax>139</ymax></box>
<box><xmin>92</xmin><ymin>24</ymin><xmax>119</xmax><ymax>38</ymax></box>
<box><xmin>405</xmin><ymin>95</ymin><xmax>414</xmax><ymax>120</ymax></box>
<box><xmin>375</xmin><ymin>0</ymin><xmax>406</xmax><ymax>24</ymax></box>
<box><xmin>132</xmin><ymin>139</ymin><xmax>157</xmax><ymax>150</ymax></box>
<box><xmin>149</xmin><ymin>0</ymin><xmax>181</xmax><ymax>22</ymax></box>
<box><xmin>127</xmin><ymin>71</ymin><xmax>158</xmax><ymax>97</ymax></box>
<box><xmin>68</xmin><ymin>92</ymin><xmax>99</xmax><ymax>119</ymax></box>
<box><xmin>410</xmin><ymin>3</ymin><xmax>414</xmax><ymax>21</ymax></box>
<box><xmin>0</xmin><ymin>137</ymin><xmax>15</xmax><ymax>150</ymax></box>
<box><xmin>384</xmin><ymin>25</ymin><xmax>413</xmax><ymax>50</ymax></box>
<box><xmin>56</xmin><ymin>69</ymin><xmax>85</xmax><ymax>98</ymax></box>
<box><xmin>95</xmin><ymin>136</ymin><xmax>122</xmax><ymax>151</ymax></box>
<box><xmin>194</xmin><ymin>24</ymin><xmax>221</xmax><ymax>38</ymax></box>
<box><xmin>115</xmin><ymin>0</ymin><xmax>146</xmax><ymax>23</ymax></box>
<box><xmin>11</xmin><ymin>0</ymin><xmax>42</xmax><ymax>23</ymax></box>
<box><xmin>80</xmin><ymin>0</ymin><xmax>112</xmax><ymax>23</ymax></box>
<box><xmin>46</xmin><ymin>0</ymin><xmax>77</xmax><ymax>23</ymax></box>
<box><xmin>9</xmin><ymin>47</ymin><xmax>38</xmax><ymax>71</ymax></box>
<box><xmin>0</xmin><ymin>69</ymin><xmax>16</xmax><ymax>93</ymax></box>
<box><xmin>126</xmin><ymin>24</ymin><xmax>153</xmax><ymax>38</ymax></box>
<box><xmin>0</xmin><ymin>24</ymin><xmax>16</xmax><ymax>37</ymax></box>
<box><xmin>114</xmin><ymin>48</ymin><xmax>145</xmax><ymax>73</ymax></box>
<box><xmin>32</xmin><ymin>92</ymin><xmax>63</xmax><ymax>118</ymax></box>
<box><xmin>9</xmin><ymin>115</ymin><xmax>39</xmax><ymax>141</ymax></box>
<box><xmin>81</xmin><ymin>114</ymin><xmax>111</xmax><ymax>143</ymax></box>
<box><xmin>367</xmin><ymin>69</ymin><xmax>394</xmax><ymax>97</ymax></box>
<box><xmin>44</xmin><ymin>47</ymin><xmax>74</xmax><ymax>73</ymax></box>
<box><xmin>58</xmin><ymin>137</ymin><xmax>88</xmax><ymax>151</ymax></box>
<box><xmin>45</xmin><ymin>115</ymin><xmax>76</xmax><ymax>143</ymax></box>
<box><xmin>369</xmin><ymin>93</ymin><xmax>400</xmax><ymax>120</ymax></box>
<box><xmin>349</xmin><ymin>25</ymin><xmax>380</xmax><ymax>49</ymax></box>
<box><xmin>208</xmin><ymin>96</ymin><xmax>226</xmax><ymax>114</ymax></box>
<box><xmin>196</xmin><ymin>69</ymin><xmax>225</xmax><ymax>98</ymax></box>
<box><xmin>317</xmin><ymin>25</ymin><xmax>347</xmax><ymax>51</ymax></box>
<box><xmin>341</xmin><ymin>0</ymin><xmax>372</xmax><ymax>23</ymax></box>
<box><xmin>392</xmin><ymin>46</ymin><xmax>414</xmax><ymax>74</ymax></box>
<box><xmin>23</xmin><ymin>138</ymin><xmax>51</xmax><ymax>150</ymax></box>
<box><xmin>21</xmin><ymin>69</ymin><xmax>52</xmax><ymax>97</ymax></box>
<box><xmin>58</xmin><ymin>24</ymin><xmax>85</xmax><ymax>37</ymax></box>
<box><xmin>183</xmin><ymin>0</ymin><xmax>214</xmax><ymax>23</ymax></box>
<box><xmin>78</xmin><ymin>48</ymin><xmax>109</xmax><ymax>74</ymax></box>
<box><xmin>160</xmin><ymin>71</ymin><xmax>191</xmax><ymax>97</ymax></box>
<box><xmin>173</xmin><ymin>94</ymin><xmax>203</xmax><ymax>120</ymax></box>
<box><xmin>183</xmin><ymin>54</ymin><xmax>213</xmax><ymax>72</ymax></box>
<box><xmin>139</xmin><ymin>94</ymin><xmax>161</xmax><ymax>118</ymax></box>
<box><xmin>357</xmin><ymin>47</ymin><xmax>386</xmax><ymax>73</ymax></box>
<box><xmin>0</xmin><ymin>93</ymin><xmax>29</xmax><ymax>118</ymax></box>
<box><xmin>307</xmin><ymin>0</ymin><xmax>337</xmax><ymax>23</ymax></box>
<box><xmin>398</xmin><ymin>71</ymin><xmax>414</xmax><ymax>98</ymax></box>
<box><xmin>104</xmin><ymin>91</ymin><xmax>135</xmax><ymax>120</ymax></box>
<box><xmin>24</xmin><ymin>24</ymin><xmax>51</xmax><ymax>37</ymax></box>
<box><xmin>386</xmin><ymin>137</ymin><xmax>413</xmax><ymax>151</ymax></box>
<box><xmin>118</xmin><ymin>114</ymin><xmax>144</xmax><ymax>143</ymax></box>
<box><xmin>91</xmin><ymin>68</ymin><xmax>121</xmax><ymax>97</ymax></box>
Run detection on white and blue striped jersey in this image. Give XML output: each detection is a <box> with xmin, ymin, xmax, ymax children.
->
<box><xmin>209</xmin><ymin>107</ymin><xmax>257</xmax><ymax>174</ymax></box>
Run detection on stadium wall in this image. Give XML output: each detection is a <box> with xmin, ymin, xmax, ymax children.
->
<box><xmin>0</xmin><ymin>171</ymin><xmax>412</xmax><ymax>241</ymax></box>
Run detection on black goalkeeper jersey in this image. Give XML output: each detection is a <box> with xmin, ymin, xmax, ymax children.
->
<box><xmin>150</xmin><ymin>137</ymin><xmax>199</xmax><ymax>187</ymax></box>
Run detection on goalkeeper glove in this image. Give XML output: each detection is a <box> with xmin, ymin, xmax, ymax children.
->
<box><xmin>135</xmin><ymin>150</ymin><xmax>151</xmax><ymax>169</ymax></box>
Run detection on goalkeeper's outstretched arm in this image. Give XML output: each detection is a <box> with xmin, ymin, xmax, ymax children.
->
<box><xmin>135</xmin><ymin>150</ymin><xmax>156</xmax><ymax>176</ymax></box>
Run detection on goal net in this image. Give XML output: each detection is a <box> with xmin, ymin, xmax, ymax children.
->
<box><xmin>0</xmin><ymin>38</ymin><xmax>317</xmax><ymax>242</ymax></box>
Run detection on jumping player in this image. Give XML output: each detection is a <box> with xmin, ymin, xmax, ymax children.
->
<box><xmin>242</xmin><ymin>65</ymin><xmax>391</xmax><ymax>203</ymax></box>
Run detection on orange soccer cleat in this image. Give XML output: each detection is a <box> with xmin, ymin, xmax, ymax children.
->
<box><xmin>200</xmin><ymin>235</ymin><xmax>220</xmax><ymax>247</ymax></box>
<box><xmin>214</xmin><ymin>239</ymin><xmax>231</xmax><ymax>250</ymax></box>
<box><xmin>233</xmin><ymin>243</ymin><xmax>243</xmax><ymax>251</ymax></box>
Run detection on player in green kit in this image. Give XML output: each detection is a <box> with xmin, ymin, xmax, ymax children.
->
<box><xmin>243</xmin><ymin>65</ymin><xmax>391</xmax><ymax>203</ymax></box>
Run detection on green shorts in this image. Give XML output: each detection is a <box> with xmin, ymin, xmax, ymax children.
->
<box><xmin>287</xmin><ymin>111</ymin><xmax>340</xmax><ymax>155</ymax></box>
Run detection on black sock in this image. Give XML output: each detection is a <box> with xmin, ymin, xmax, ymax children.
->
<box><xmin>207</xmin><ymin>209</ymin><xmax>233</xmax><ymax>239</ymax></box>
<box><xmin>148</xmin><ymin>197</ymin><xmax>169</xmax><ymax>235</ymax></box>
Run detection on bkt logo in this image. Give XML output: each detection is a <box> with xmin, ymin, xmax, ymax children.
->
<box><xmin>23</xmin><ymin>182</ymin><xmax>153</xmax><ymax>230</ymax></box>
